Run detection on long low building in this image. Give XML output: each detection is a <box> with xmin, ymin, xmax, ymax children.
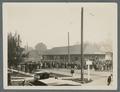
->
<box><xmin>42</xmin><ymin>44</ymin><xmax>113</xmax><ymax>70</ymax></box>
<box><xmin>42</xmin><ymin>45</ymin><xmax>112</xmax><ymax>62</ymax></box>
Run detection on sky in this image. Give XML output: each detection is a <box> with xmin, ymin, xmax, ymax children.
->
<box><xmin>3</xmin><ymin>3</ymin><xmax>117</xmax><ymax>49</ymax></box>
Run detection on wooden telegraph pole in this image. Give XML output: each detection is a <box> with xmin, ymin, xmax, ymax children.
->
<box><xmin>68</xmin><ymin>32</ymin><xmax>70</xmax><ymax>63</ymax></box>
<box><xmin>81</xmin><ymin>7</ymin><xmax>84</xmax><ymax>82</ymax></box>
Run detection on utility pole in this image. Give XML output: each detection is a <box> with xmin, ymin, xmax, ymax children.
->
<box><xmin>26</xmin><ymin>42</ymin><xmax>29</xmax><ymax>58</ymax></box>
<box><xmin>27</xmin><ymin>42</ymin><xmax>28</xmax><ymax>52</ymax></box>
<box><xmin>81</xmin><ymin>7</ymin><xmax>84</xmax><ymax>82</ymax></box>
<box><xmin>68</xmin><ymin>32</ymin><xmax>70</xmax><ymax>63</ymax></box>
<box><xmin>17</xmin><ymin>34</ymin><xmax>20</xmax><ymax>66</ymax></box>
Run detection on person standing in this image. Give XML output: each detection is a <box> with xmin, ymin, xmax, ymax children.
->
<box><xmin>107</xmin><ymin>74</ymin><xmax>112</xmax><ymax>86</ymax></box>
<box><xmin>22</xmin><ymin>79</ymin><xmax>26</xmax><ymax>86</ymax></box>
<box><xmin>70</xmin><ymin>69</ymin><xmax>74</xmax><ymax>77</ymax></box>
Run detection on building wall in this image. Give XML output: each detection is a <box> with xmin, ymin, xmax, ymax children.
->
<box><xmin>42</xmin><ymin>54</ymin><xmax>106</xmax><ymax>63</ymax></box>
<box><xmin>105</xmin><ymin>52</ymin><xmax>113</xmax><ymax>61</ymax></box>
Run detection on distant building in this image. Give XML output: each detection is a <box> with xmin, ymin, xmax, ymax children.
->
<box><xmin>105</xmin><ymin>52</ymin><xmax>113</xmax><ymax>61</ymax></box>
<box><xmin>42</xmin><ymin>45</ymin><xmax>112</xmax><ymax>62</ymax></box>
<box><xmin>42</xmin><ymin>44</ymin><xmax>113</xmax><ymax>70</ymax></box>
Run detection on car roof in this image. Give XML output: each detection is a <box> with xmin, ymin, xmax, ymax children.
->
<box><xmin>34</xmin><ymin>71</ymin><xmax>50</xmax><ymax>74</ymax></box>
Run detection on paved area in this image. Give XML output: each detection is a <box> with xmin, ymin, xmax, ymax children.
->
<box><xmin>39</xmin><ymin>69</ymin><xmax>113</xmax><ymax>86</ymax></box>
<box><xmin>82</xmin><ymin>76</ymin><xmax>113</xmax><ymax>86</ymax></box>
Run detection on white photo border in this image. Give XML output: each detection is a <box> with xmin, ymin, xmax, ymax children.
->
<box><xmin>3</xmin><ymin>2</ymin><xmax>118</xmax><ymax>90</ymax></box>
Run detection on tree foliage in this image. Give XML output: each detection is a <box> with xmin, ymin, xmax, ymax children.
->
<box><xmin>8</xmin><ymin>32</ymin><xmax>24</xmax><ymax>68</ymax></box>
<box><xmin>35</xmin><ymin>42</ymin><xmax>47</xmax><ymax>55</ymax></box>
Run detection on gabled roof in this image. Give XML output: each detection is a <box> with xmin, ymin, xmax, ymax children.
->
<box><xmin>43</xmin><ymin>44</ymin><xmax>105</xmax><ymax>55</ymax></box>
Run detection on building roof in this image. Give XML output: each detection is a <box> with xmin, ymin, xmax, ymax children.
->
<box><xmin>43</xmin><ymin>44</ymin><xmax>105</xmax><ymax>55</ymax></box>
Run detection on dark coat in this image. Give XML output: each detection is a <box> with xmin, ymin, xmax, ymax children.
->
<box><xmin>107</xmin><ymin>76</ymin><xmax>111</xmax><ymax>83</ymax></box>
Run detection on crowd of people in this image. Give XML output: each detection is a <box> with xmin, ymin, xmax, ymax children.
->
<box><xmin>16</xmin><ymin>59</ymin><xmax>112</xmax><ymax>73</ymax></box>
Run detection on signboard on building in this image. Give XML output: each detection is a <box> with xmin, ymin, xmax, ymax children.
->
<box><xmin>86</xmin><ymin>60</ymin><xmax>92</xmax><ymax>65</ymax></box>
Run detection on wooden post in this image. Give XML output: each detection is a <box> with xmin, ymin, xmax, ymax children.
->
<box><xmin>81</xmin><ymin>7</ymin><xmax>84</xmax><ymax>82</ymax></box>
<box><xmin>68</xmin><ymin>32</ymin><xmax>70</xmax><ymax>63</ymax></box>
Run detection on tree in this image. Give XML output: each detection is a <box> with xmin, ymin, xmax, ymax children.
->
<box><xmin>35</xmin><ymin>42</ymin><xmax>47</xmax><ymax>55</ymax></box>
<box><xmin>28</xmin><ymin>50</ymin><xmax>39</xmax><ymax>58</ymax></box>
<box><xmin>8</xmin><ymin>32</ymin><xmax>23</xmax><ymax>68</ymax></box>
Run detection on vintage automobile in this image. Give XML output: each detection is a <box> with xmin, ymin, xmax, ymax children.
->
<box><xmin>29</xmin><ymin>70</ymin><xmax>81</xmax><ymax>86</ymax></box>
<box><xmin>34</xmin><ymin>71</ymin><xmax>51</xmax><ymax>81</ymax></box>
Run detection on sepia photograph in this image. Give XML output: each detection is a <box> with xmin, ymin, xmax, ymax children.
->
<box><xmin>3</xmin><ymin>2</ymin><xmax>117</xmax><ymax>90</ymax></box>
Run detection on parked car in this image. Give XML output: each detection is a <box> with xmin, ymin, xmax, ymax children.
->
<box><xmin>34</xmin><ymin>71</ymin><xmax>50</xmax><ymax>81</ymax></box>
